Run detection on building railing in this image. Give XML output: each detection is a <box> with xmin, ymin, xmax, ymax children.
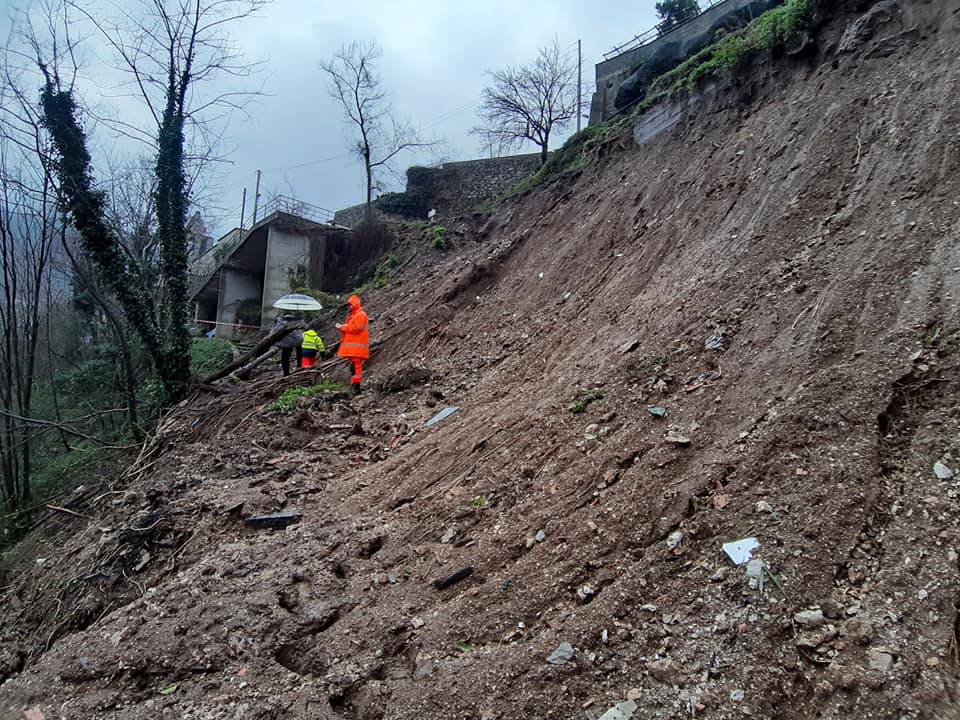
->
<box><xmin>255</xmin><ymin>195</ymin><xmax>335</xmax><ymax>225</ymax></box>
<box><xmin>602</xmin><ymin>0</ymin><xmax>728</xmax><ymax>60</ymax></box>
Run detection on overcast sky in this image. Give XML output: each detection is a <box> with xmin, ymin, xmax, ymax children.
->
<box><xmin>4</xmin><ymin>1</ymin><xmax>661</xmax><ymax>238</ymax></box>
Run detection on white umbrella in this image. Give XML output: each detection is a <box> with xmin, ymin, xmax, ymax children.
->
<box><xmin>273</xmin><ymin>293</ymin><xmax>323</xmax><ymax>311</ymax></box>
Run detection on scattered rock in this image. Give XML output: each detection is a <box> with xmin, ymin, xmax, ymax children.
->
<box><xmin>547</xmin><ymin>642</ymin><xmax>575</xmax><ymax>665</ymax></box>
<box><xmin>842</xmin><ymin>618</ymin><xmax>875</xmax><ymax>646</ymax></box>
<box><xmin>933</xmin><ymin>461</ymin><xmax>954</xmax><ymax>480</ymax></box>
<box><xmin>577</xmin><ymin>584</ymin><xmax>598</xmax><ymax>604</ymax></box>
<box><xmin>837</xmin><ymin>0</ymin><xmax>902</xmax><ymax>55</ymax></box>
<box><xmin>626</xmin><ymin>688</ymin><xmax>642</xmax><ymax>701</ymax></box>
<box><xmin>666</xmin><ymin>530</ymin><xmax>684</xmax><ymax>550</ymax></box>
<box><xmin>440</xmin><ymin>527</ymin><xmax>456</xmax><ymax>544</ymax></box>
<box><xmin>821</xmin><ymin>600</ymin><xmax>844</xmax><ymax>620</ymax></box>
<box><xmin>647</xmin><ymin>406</ymin><xmax>667</xmax><ymax>418</ymax></box>
<box><xmin>244</xmin><ymin>511</ymin><xmax>302</xmax><ymax>530</ymax></box>
<box><xmin>664</xmin><ymin>432</ymin><xmax>691</xmax><ymax>446</ymax></box>
<box><xmin>755</xmin><ymin>500</ymin><xmax>774</xmax><ymax>514</ymax></box>
<box><xmin>535</xmin><ymin>530</ymin><xmax>546</xmax><ymax>543</ymax></box>
<box><xmin>868</xmin><ymin>649</ymin><xmax>895</xmax><ymax>671</ymax></box>
<box><xmin>647</xmin><ymin>658</ymin><xmax>683</xmax><ymax>686</ymax></box>
<box><xmin>598</xmin><ymin>700</ymin><xmax>638</xmax><ymax>720</ymax></box>
<box><xmin>730</xmin><ymin>689</ymin><xmax>745</xmax><ymax>702</ymax></box>
<box><xmin>410</xmin><ymin>616</ymin><xmax>425</xmax><ymax>629</ymax></box>
<box><xmin>794</xmin><ymin>609</ymin><xmax>827</xmax><ymax>628</ymax></box>
<box><xmin>413</xmin><ymin>658</ymin><xmax>436</xmax><ymax>679</ymax></box>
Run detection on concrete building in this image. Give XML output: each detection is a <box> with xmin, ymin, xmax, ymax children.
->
<box><xmin>190</xmin><ymin>196</ymin><xmax>351</xmax><ymax>340</ymax></box>
<box><xmin>589</xmin><ymin>0</ymin><xmax>782</xmax><ymax>124</ymax></box>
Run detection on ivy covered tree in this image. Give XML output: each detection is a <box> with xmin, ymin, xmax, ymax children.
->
<box><xmin>656</xmin><ymin>0</ymin><xmax>701</xmax><ymax>34</ymax></box>
<box><xmin>35</xmin><ymin>0</ymin><xmax>266</xmax><ymax>403</ymax></box>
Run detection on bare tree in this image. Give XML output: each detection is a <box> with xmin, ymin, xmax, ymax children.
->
<box><xmin>471</xmin><ymin>38</ymin><xmax>582</xmax><ymax>166</ymax></box>
<box><xmin>33</xmin><ymin>0</ymin><xmax>267</xmax><ymax>402</ymax></box>
<box><xmin>321</xmin><ymin>41</ymin><xmax>434</xmax><ymax>214</ymax></box>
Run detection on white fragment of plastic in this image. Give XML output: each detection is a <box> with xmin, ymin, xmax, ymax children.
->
<box><xmin>426</xmin><ymin>406</ymin><xmax>460</xmax><ymax>427</ymax></box>
<box><xmin>722</xmin><ymin>537</ymin><xmax>760</xmax><ymax>566</ymax></box>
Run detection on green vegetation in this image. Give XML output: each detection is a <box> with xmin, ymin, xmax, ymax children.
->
<box><xmin>643</xmin><ymin>0</ymin><xmax>814</xmax><ymax>103</ymax></box>
<box><xmin>500</xmin><ymin>0</ymin><xmax>814</xmax><ymax>201</ymax></box>
<box><xmin>570</xmin><ymin>389</ymin><xmax>604</xmax><ymax>414</ymax></box>
<box><xmin>431</xmin><ymin>225</ymin><xmax>448</xmax><ymax>250</ymax></box>
<box><xmin>456</xmin><ymin>640</ymin><xmax>473</xmax><ymax>653</ymax></box>
<box><xmin>270</xmin><ymin>381</ymin><xmax>346</xmax><ymax>412</ymax></box>
<box><xmin>189</xmin><ymin>338</ymin><xmax>235</xmax><ymax>377</ymax></box>
<box><xmin>469</xmin><ymin>495</ymin><xmax>489</xmax><ymax>509</ymax></box>
<box><xmin>287</xmin><ymin>263</ymin><xmax>310</xmax><ymax>290</ymax></box>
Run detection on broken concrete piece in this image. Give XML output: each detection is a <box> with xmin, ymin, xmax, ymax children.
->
<box><xmin>664</xmin><ymin>432</ymin><xmax>691</xmax><ymax>446</ymax></box>
<box><xmin>933</xmin><ymin>461</ymin><xmax>954</xmax><ymax>480</ymax></box>
<box><xmin>755</xmin><ymin>500</ymin><xmax>774</xmax><ymax>514</ymax></box>
<box><xmin>576</xmin><ymin>584</ymin><xmax>597</xmax><ymax>604</ymax></box>
<box><xmin>426</xmin><ymin>406</ymin><xmax>460</xmax><ymax>427</ymax></box>
<box><xmin>547</xmin><ymin>642</ymin><xmax>575</xmax><ymax>665</ymax></box>
<box><xmin>722</xmin><ymin>537</ymin><xmax>760</xmax><ymax>566</ymax></box>
<box><xmin>598</xmin><ymin>700</ymin><xmax>638</xmax><ymax>720</ymax></box>
<box><xmin>244</xmin><ymin>511</ymin><xmax>302</xmax><ymax>530</ymax></box>
<box><xmin>440</xmin><ymin>527</ymin><xmax>456</xmax><ymax>544</ymax></box>
<box><xmin>647</xmin><ymin>658</ymin><xmax>682</xmax><ymax>685</ymax></box>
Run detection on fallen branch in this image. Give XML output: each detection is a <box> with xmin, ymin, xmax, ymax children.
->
<box><xmin>45</xmin><ymin>503</ymin><xmax>92</xmax><ymax>520</ymax></box>
<box><xmin>198</xmin><ymin>325</ymin><xmax>294</xmax><ymax>384</ymax></box>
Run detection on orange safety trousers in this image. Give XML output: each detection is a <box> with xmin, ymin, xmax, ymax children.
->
<box><xmin>348</xmin><ymin>358</ymin><xmax>364</xmax><ymax>385</ymax></box>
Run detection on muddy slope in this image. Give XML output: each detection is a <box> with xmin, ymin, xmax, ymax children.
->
<box><xmin>2</xmin><ymin>1</ymin><xmax>960</xmax><ymax>719</ymax></box>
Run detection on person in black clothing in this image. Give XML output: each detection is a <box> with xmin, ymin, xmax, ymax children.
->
<box><xmin>272</xmin><ymin>313</ymin><xmax>304</xmax><ymax>376</ymax></box>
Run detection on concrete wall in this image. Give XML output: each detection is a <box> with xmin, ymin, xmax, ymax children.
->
<box><xmin>333</xmin><ymin>153</ymin><xmax>543</xmax><ymax>227</ymax></box>
<box><xmin>590</xmin><ymin>0</ymin><xmax>775</xmax><ymax>123</ymax></box>
<box><xmin>261</xmin><ymin>225</ymin><xmax>313</xmax><ymax>328</ymax></box>
<box><xmin>216</xmin><ymin>268</ymin><xmax>261</xmax><ymax>340</ymax></box>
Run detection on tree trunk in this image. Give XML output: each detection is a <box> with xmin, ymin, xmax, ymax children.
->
<box><xmin>540</xmin><ymin>137</ymin><xmax>550</xmax><ymax>166</ymax></box>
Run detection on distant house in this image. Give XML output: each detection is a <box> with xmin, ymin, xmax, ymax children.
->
<box><xmin>190</xmin><ymin>196</ymin><xmax>351</xmax><ymax>340</ymax></box>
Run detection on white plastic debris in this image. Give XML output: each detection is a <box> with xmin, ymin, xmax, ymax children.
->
<box><xmin>426</xmin><ymin>406</ymin><xmax>460</xmax><ymax>427</ymax></box>
<box><xmin>598</xmin><ymin>700</ymin><xmax>638</xmax><ymax>720</ymax></box>
<box><xmin>722</xmin><ymin>537</ymin><xmax>760</xmax><ymax>566</ymax></box>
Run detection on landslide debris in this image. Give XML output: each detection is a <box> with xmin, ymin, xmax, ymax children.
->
<box><xmin>3</xmin><ymin>2</ymin><xmax>960</xmax><ymax>719</ymax></box>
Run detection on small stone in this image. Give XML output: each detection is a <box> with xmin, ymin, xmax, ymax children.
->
<box><xmin>413</xmin><ymin>658</ymin><xmax>435</xmax><ymax>679</ymax></box>
<box><xmin>410</xmin><ymin>616</ymin><xmax>425</xmax><ymax>629</ymax></box>
<box><xmin>626</xmin><ymin>688</ymin><xmax>642</xmax><ymax>701</ymax></box>
<box><xmin>868</xmin><ymin>650</ymin><xmax>895</xmax><ymax>671</ymax></box>
<box><xmin>535</xmin><ymin>530</ymin><xmax>546</xmax><ymax>543</ymax></box>
<box><xmin>525</xmin><ymin>536</ymin><xmax>536</xmax><ymax>549</ymax></box>
<box><xmin>926</xmin><ymin>657</ymin><xmax>940</xmax><ymax>667</ymax></box>
<box><xmin>647</xmin><ymin>658</ymin><xmax>682</xmax><ymax>686</ymax></box>
<box><xmin>547</xmin><ymin>642</ymin><xmax>575</xmax><ymax>665</ymax></box>
<box><xmin>794</xmin><ymin>609</ymin><xmax>827</xmax><ymax>628</ymax></box>
<box><xmin>440</xmin><ymin>527</ymin><xmax>456</xmax><ymax>544</ymax></box>
<box><xmin>933</xmin><ymin>461</ymin><xmax>954</xmax><ymax>480</ymax></box>
<box><xmin>917</xmin><ymin>589</ymin><xmax>928</xmax><ymax>601</ymax></box>
<box><xmin>820</xmin><ymin>600</ymin><xmax>843</xmax><ymax>620</ymax></box>
<box><xmin>755</xmin><ymin>500</ymin><xmax>774</xmax><ymax>513</ymax></box>
<box><xmin>842</xmin><ymin>618</ymin><xmax>874</xmax><ymax>646</ymax></box>
<box><xmin>666</xmin><ymin>530</ymin><xmax>684</xmax><ymax>550</ymax></box>
<box><xmin>664</xmin><ymin>433</ymin><xmax>691</xmax><ymax>446</ymax></box>
<box><xmin>577</xmin><ymin>584</ymin><xmax>598</xmax><ymax>604</ymax></box>
<box><xmin>122</xmin><ymin>490</ymin><xmax>140</xmax><ymax>505</ymax></box>
<box><xmin>387</xmin><ymin>570</ymin><xmax>398</xmax><ymax>584</ymax></box>
<box><xmin>730</xmin><ymin>689</ymin><xmax>745</xmax><ymax>702</ymax></box>
<box><xmin>710</xmin><ymin>567</ymin><xmax>728</xmax><ymax>582</ymax></box>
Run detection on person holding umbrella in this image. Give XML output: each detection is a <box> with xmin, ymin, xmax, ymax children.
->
<box><xmin>337</xmin><ymin>294</ymin><xmax>369</xmax><ymax>394</ymax></box>
<box><xmin>272</xmin><ymin>312</ymin><xmax>304</xmax><ymax>376</ymax></box>
<box><xmin>271</xmin><ymin>293</ymin><xmax>325</xmax><ymax>376</ymax></box>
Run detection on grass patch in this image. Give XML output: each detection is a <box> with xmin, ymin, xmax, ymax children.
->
<box><xmin>271</xmin><ymin>381</ymin><xmax>346</xmax><ymax>412</ymax></box>
<box><xmin>569</xmin><ymin>389</ymin><xmax>604</xmax><ymax>414</ymax></box>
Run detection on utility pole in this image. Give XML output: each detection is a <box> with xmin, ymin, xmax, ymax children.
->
<box><xmin>239</xmin><ymin>188</ymin><xmax>247</xmax><ymax>231</ymax></box>
<box><xmin>252</xmin><ymin>169</ymin><xmax>262</xmax><ymax>222</ymax></box>
<box><xmin>577</xmin><ymin>39</ymin><xmax>582</xmax><ymax>133</ymax></box>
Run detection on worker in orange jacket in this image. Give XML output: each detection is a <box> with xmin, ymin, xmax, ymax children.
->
<box><xmin>337</xmin><ymin>294</ymin><xmax>369</xmax><ymax>393</ymax></box>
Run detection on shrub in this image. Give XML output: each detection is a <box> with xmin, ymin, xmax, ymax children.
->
<box><xmin>431</xmin><ymin>226</ymin><xmax>448</xmax><ymax>250</ymax></box>
<box><xmin>190</xmin><ymin>338</ymin><xmax>235</xmax><ymax>377</ymax></box>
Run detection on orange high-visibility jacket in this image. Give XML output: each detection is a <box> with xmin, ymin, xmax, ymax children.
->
<box><xmin>337</xmin><ymin>295</ymin><xmax>370</xmax><ymax>359</ymax></box>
